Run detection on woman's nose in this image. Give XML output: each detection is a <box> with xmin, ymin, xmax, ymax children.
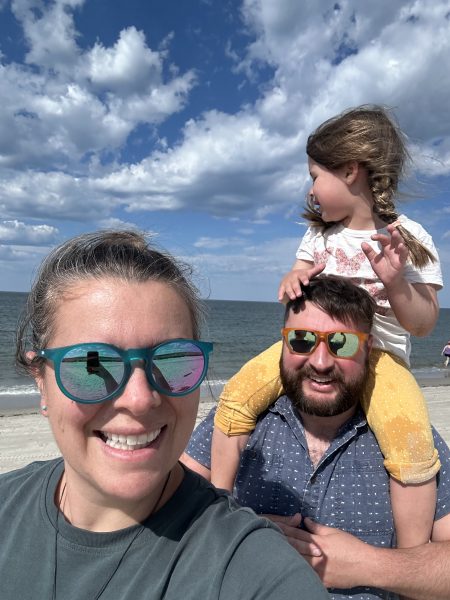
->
<box><xmin>114</xmin><ymin>362</ymin><xmax>162</xmax><ymax>414</ymax></box>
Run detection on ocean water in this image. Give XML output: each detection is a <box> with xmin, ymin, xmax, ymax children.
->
<box><xmin>1</xmin><ymin>291</ymin><xmax>449</xmax><ymax>410</ymax></box>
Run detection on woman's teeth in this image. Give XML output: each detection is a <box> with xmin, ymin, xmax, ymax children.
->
<box><xmin>102</xmin><ymin>429</ymin><xmax>161</xmax><ymax>450</ymax></box>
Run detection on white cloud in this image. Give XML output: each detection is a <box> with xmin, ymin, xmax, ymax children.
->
<box><xmin>0</xmin><ymin>220</ymin><xmax>58</xmax><ymax>245</ymax></box>
<box><xmin>84</xmin><ymin>27</ymin><xmax>163</xmax><ymax>94</ymax></box>
<box><xmin>13</xmin><ymin>0</ymin><xmax>83</xmax><ymax>72</ymax></box>
<box><xmin>0</xmin><ymin>170</ymin><xmax>119</xmax><ymax>221</ymax></box>
<box><xmin>97</xmin><ymin>217</ymin><xmax>155</xmax><ymax>232</ymax></box>
<box><xmin>185</xmin><ymin>235</ymin><xmax>301</xmax><ymax>300</ymax></box>
<box><xmin>0</xmin><ymin>0</ymin><xmax>196</xmax><ymax>173</ymax></box>
<box><xmin>92</xmin><ymin>109</ymin><xmax>304</xmax><ymax>217</ymax></box>
<box><xmin>189</xmin><ymin>235</ymin><xmax>299</xmax><ymax>275</ymax></box>
<box><xmin>194</xmin><ymin>236</ymin><xmax>246</xmax><ymax>249</ymax></box>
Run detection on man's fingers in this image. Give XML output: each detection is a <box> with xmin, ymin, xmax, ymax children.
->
<box><xmin>287</xmin><ymin>537</ymin><xmax>323</xmax><ymax>557</ymax></box>
<box><xmin>263</xmin><ymin>514</ymin><xmax>323</xmax><ymax>557</ymax></box>
<box><xmin>262</xmin><ymin>513</ymin><xmax>302</xmax><ymax>527</ymax></box>
<box><xmin>303</xmin><ymin>517</ymin><xmax>329</xmax><ymax>534</ymax></box>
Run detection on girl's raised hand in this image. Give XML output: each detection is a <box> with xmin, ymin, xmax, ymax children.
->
<box><xmin>278</xmin><ymin>263</ymin><xmax>325</xmax><ymax>303</ymax></box>
<box><xmin>361</xmin><ymin>224</ymin><xmax>409</xmax><ymax>288</ymax></box>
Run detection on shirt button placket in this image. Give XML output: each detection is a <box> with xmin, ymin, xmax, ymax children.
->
<box><xmin>302</xmin><ymin>471</ymin><xmax>321</xmax><ymax>519</ymax></box>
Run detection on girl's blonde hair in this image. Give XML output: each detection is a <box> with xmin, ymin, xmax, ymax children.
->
<box><xmin>304</xmin><ymin>104</ymin><xmax>436</xmax><ymax>268</ymax></box>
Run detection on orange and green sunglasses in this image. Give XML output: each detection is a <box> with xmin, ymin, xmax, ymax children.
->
<box><xmin>281</xmin><ymin>328</ymin><xmax>369</xmax><ymax>359</ymax></box>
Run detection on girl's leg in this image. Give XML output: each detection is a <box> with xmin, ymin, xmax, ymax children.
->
<box><xmin>361</xmin><ymin>350</ymin><xmax>440</xmax><ymax>547</ymax></box>
<box><xmin>211</xmin><ymin>341</ymin><xmax>284</xmax><ymax>491</ymax></box>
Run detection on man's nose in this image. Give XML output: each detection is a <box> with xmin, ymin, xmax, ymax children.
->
<box><xmin>307</xmin><ymin>339</ymin><xmax>334</xmax><ymax>370</ymax></box>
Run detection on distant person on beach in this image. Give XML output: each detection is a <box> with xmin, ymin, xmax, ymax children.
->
<box><xmin>183</xmin><ymin>277</ymin><xmax>450</xmax><ymax>599</ymax></box>
<box><xmin>0</xmin><ymin>230</ymin><xmax>327</xmax><ymax>600</ymax></box>
<box><xmin>210</xmin><ymin>105</ymin><xmax>443</xmax><ymax>552</ymax></box>
<box><xmin>442</xmin><ymin>341</ymin><xmax>450</xmax><ymax>367</ymax></box>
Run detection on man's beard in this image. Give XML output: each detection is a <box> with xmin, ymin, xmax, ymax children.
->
<box><xmin>280</xmin><ymin>358</ymin><xmax>369</xmax><ymax>417</ymax></box>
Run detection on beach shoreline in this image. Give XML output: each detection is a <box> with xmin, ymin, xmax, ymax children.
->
<box><xmin>1</xmin><ymin>369</ymin><xmax>449</xmax><ymax>415</ymax></box>
<box><xmin>1</xmin><ymin>371</ymin><xmax>449</xmax><ymax>417</ymax></box>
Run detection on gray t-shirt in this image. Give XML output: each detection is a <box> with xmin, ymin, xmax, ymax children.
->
<box><xmin>0</xmin><ymin>458</ymin><xmax>328</xmax><ymax>600</ymax></box>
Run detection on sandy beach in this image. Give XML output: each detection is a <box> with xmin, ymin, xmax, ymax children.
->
<box><xmin>1</xmin><ymin>386</ymin><xmax>449</xmax><ymax>474</ymax></box>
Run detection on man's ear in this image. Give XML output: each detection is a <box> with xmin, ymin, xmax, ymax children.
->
<box><xmin>26</xmin><ymin>351</ymin><xmax>48</xmax><ymax>415</ymax></box>
<box><xmin>366</xmin><ymin>334</ymin><xmax>374</xmax><ymax>354</ymax></box>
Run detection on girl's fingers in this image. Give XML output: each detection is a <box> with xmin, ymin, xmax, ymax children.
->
<box><xmin>278</xmin><ymin>264</ymin><xmax>326</xmax><ymax>303</ymax></box>
<box><xmin>370</xmin><ymin>233</ymin><xmax>390</xmax><ymax>245</ymax></box>
<box><xmin>291</xmin><ymin>279</ymin><xmax>303</xmax><ymax>295</ymax></box>
<box><xmin>361</xmin><ymin>242</ymin><xmax>377</xmax><ymax>260</ymax></box>
<box><xmin>311</xmin><ymin>263</ymin><xmax>326</xmax><ymax>276</ymax></box>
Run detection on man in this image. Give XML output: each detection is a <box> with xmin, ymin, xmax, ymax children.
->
<box><xmin>182</xmin><ymin>277</ymin><xmax>450</xmax><ymax>600</ymax></box>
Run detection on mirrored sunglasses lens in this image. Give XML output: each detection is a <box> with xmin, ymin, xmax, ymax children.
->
<box><xmin>328</xmin><ymin>332</ymin><xmax>359</xmax><ymax>357</ymax></box>
<box><xmin>59</xmin><ymin>344</ymin><xmax>124</xmax><ymax>402</ymax></box>
<box><xmin>152</xmin><ymin>341</ymin><xmax>206</xmax><ymax>395</ymax></box>
<box><xmin>287</xmin><ymin>330</ymin><xmax>317</xmax><ymax>354</ymax></box>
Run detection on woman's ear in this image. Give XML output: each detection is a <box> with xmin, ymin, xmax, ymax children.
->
<box><xmin>26</xmin><ymin>351</ymin><xmax>48</xmax><ymax>416</ymax></box>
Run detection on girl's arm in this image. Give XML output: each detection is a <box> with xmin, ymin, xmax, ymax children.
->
<box><xmin>362</xmin><ymin>225</ymin><xmax>439</xmax><ymax>336</ymax></box>
<box><xmin>278</xmin><ymin>260</ymin><xmax>325</xmax><ymax>302</ymax></box>
<box><xmin>384</xmin><ymin>281</ymin><xmax>438</xmax><ymax>337</ymax></box>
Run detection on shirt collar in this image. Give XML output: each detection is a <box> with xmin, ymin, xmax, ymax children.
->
<box><xmin>271</xmin><ymin>395</ymin><xmax>367</xmax><ymax>457</ymax></box>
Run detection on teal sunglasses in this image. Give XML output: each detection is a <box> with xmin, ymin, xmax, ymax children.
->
<box><xmin>39</xmin><ymin>339</ymin><xmax>213</xmax><ymax>404</ymax></box>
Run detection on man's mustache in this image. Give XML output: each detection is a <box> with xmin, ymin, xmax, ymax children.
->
<box><xmin>297</xmin><ymin>364</ymin><xmax>345</xmax><ymax>385</ymax></box>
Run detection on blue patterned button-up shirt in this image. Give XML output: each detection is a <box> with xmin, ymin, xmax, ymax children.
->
<box><xmin>186</xmin><ymin>396</ymin><xmax>450</xmax><ymax>600</ymax></box>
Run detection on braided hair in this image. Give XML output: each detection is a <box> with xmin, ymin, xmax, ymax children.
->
<box><xmin>304</xmin><ymin>105</ymin><xmax>436</xmax><ymax>268</ymax></box>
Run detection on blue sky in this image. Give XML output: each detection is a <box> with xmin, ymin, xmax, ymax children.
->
<box><xmin>0</xmin><ymin>0</ymin><xmax>450</xmax><ymax>307</ymax></box>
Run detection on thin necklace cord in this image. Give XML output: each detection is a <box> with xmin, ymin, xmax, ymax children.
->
<box><xmin>52</xmin><ymin>469</ymin><xmax>172</xmax><ymax>600</ymax></box>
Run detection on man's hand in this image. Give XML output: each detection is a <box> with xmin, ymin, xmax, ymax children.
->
<box><xmin>361</xmin><ymin>224</ymin><xmax>408</xmax><ymax>289</ymax></box>
<box><xmin>278</xmin><ymin>263</ymin><xmax>325</xmax><ymax>303</ymax></box>
<box><xmin>264</xmin><ymin>514</ymin><xmax>377</xmax><ymax>590</ymax></box>
<box><xmin>300</xmin><ymin>517</ymin><xmax>378</xmax><ymax>589</ymax></box>
<box><xmin>262</xmin><ymin>513</ymin><xmax>323</xmax><ymax>556</ymax></box>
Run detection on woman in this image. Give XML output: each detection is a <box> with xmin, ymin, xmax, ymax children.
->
<box><xmin>1</xmin><ymin>230</ymin><xmax>326</xmax><ymax>600</ymax></box>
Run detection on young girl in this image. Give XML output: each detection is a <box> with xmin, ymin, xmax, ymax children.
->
<box><xmin>211</xmin><ymin>105</ymin><xmax>443</xmax><ymax>549</ymax></box>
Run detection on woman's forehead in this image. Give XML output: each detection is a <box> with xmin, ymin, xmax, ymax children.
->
<box><xmin>50</xmin><ymin>278</ymin><xmax>193</xmax><ymax>342</ymax></box>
